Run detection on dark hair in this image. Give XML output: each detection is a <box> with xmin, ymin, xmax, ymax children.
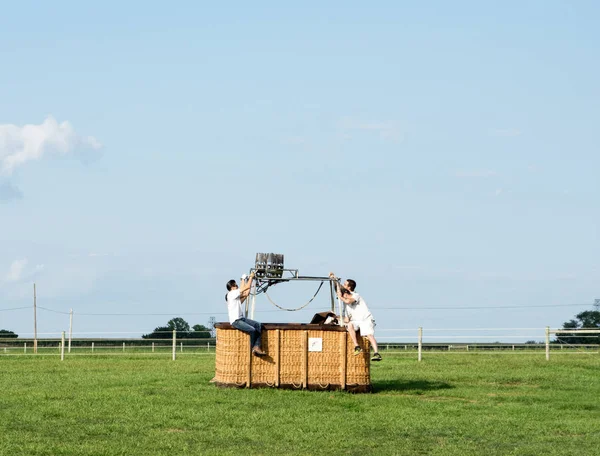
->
<box><xmin>346</xmin><ymin>279</ymin><xmax>356</xmax><ymax>291</ymax></box>
<box><xmin>226</xmin><ymin>279</ymin><xmax>237</xmax><ymax>291</ymax></box>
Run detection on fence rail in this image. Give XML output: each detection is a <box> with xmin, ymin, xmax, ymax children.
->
<box><xmin>1</xmin><ymin>327</ymin><xmax>598</xmax><ymax>361</ymax></box>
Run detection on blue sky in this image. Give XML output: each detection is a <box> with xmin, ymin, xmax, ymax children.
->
<box><xmin>1</xmin><ymin>1</ymin><xmax>598</xmax><ymax>342</ymax></box>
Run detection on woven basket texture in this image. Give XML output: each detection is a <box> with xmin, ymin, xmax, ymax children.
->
<box><xmin>214</xmin><ymin>324</ymin><xmax>371</xmax><ymax>391</ymax></box>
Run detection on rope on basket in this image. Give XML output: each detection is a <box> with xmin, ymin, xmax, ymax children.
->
<box><xmin>264</xmin><ymin>281</ymin><xmax>325</xmax><ymax>311</ymax></box>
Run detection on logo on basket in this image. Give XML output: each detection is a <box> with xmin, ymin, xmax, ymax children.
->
<box><xmin>308</xmin><ymin>338</ymin><xmax>323</xmax><ymax>352</ymax></box>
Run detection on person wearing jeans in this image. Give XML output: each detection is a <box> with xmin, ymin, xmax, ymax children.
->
<box><xmin>329</xmin><ymin>272</ymin><xmax>382</xmax><ymax>362</ymax></box>
<box><xmin>225</xmin><ymin>272</ymin><xmax>266</xmax><ymax>357</ymax></box>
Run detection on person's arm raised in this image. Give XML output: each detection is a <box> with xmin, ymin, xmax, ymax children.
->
<box><xmin>239</xmin><ymin>272</ymin><xmax>255</xmax><ymax>303</ymax></box>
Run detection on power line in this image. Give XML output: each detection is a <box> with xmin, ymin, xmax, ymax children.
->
<box><xmin>37</xmin><ymin>306</ymin><xmax>70</xmax><ymax>315</ymax></box>
<box><xmin>0</xmin><ymin>306</ymin><xmax>31</xmax><ymax>312</ymax></box>
<box><xmin>371</xmin><ymin>303</ymin><xmax>590</xmax><ymax>311</ymax></box>
<box><xmin>9</xmin><ymin>302</ymin><xmax>595</xmax><ymax>317</ymax></box>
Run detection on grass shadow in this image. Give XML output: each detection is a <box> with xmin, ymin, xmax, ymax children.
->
<box><xmin>373</xmin><ymin>379</ymin><xmax>454</xmax><ymax>393</ymax></box>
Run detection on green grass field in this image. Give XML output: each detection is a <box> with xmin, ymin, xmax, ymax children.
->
<box><xmin>1</xmin><ymin>353</ymin><xmax>599</xmax><ymax>456</ymax></box>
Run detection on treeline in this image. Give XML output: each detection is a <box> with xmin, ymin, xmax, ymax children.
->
<box><xmin>0</xmin><ymin>317</ymin><xmax>215</xmax><ymax>341</ymax></box>
<box><xmin>141</xmin><ymin>317</ymin><xmax>213</xmax><ymax>339</ymax></box>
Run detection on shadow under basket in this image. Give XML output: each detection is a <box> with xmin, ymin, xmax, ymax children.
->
<box><xmin>213</xmin><ymin>323</ymin><xmax>372</xmax><ymax>393</ymax></box>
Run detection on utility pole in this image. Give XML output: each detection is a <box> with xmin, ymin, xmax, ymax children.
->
<box><xmin>207</xmin><ymin>316</ymin><xmax>216</xmax><ymax>338</ymax></box>
<box><xmin>33</xmin><ymin>283</ymin><xmax>38</xmax><ymax>354</ymax></box>
<box><xmin>594</xmin><ymin>299</ymin><xmax>599</xmax><ymax>310</ymax></box>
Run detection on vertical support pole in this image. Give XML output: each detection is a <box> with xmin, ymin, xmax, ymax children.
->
<box><xmin>180</xmin><ymin>342</ymin><xmax>183</xmax><ymax>353</ymax></box>
<box><xmin>249</xmin><ymin>280</ymin><xmax>256</xmax><ymax>320</ymax></box>
<box><xmin>252</xmin><ymin>289</ymin><xmax>257</xmax><ymax>320</ymax></box>
<box><xmin>68</xmin><ymin>309</ymin><xmax>73</xmax><ymax>353</ymax></box>
<box><xmin>246</xmin><ymin>334</ymin><xmax>252</xmax><ymax>388</ymax></box>
<box><xmin>418</xmin><ymin>327</ymin><xmax>423</xmax><ymax>362</ymax></box>
<box><xmin>275</xmin><ymin>329</ymin><xmax>280</xmax><ymax>387</ymax></box>
<box><xmin>61</xmin><ymin>331</ymin><xmax>65</xmax><ymax>361</ymax></box>
<box><xmin>152</xmin><ymin>342</ymin><xmax>155</xmax><ymax>353</ymax></box>
<box><xmin>123</xmin><ymin>342</ymin><xmax>125</xmax><ymax>352</ymax></box>
<box><xmin>24</xmin><ymin>342</ymin><xmax>27</xmax><ymax>354</ymax></box>
<box><xmin>172</xmin><ymin>330</ymin><xmax>176</xmax><ymax>361</ymax></box>
<box><xmin>545</xmin><ymin>326</ymin><xmax>550</xmax><ymax>361</ymax></box>
<box><xmin>329</xmin><ymin>280</ymin><xmax>335</xmax><ymax>313</ymax></box>
<box><xmin>92</xmin><ymin>342</ymin><xmax>94</xmax><ymax>353</ymax></box>
<box><xmin>302</xmin><ymin>331</ymin><xmax>308</xmax><ymax>389</ymax></box>
<box><xmin>33</xmin><ymin>283</ymin><xmax>38</xmax><ymax>354</ymax></box>
<box><xmin>340</xmin><ymin>332</ymin><xmax>347</xmax><ymax>390</ymax></box>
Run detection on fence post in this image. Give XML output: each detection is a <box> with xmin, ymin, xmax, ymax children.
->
<box><xmin>92</xmin><ymin>342</ymin><xmax>94</xmax><ymax>353</ymax></box>
<box><xmin>418</xmin><ymin>327</ymin><xmax>423</xmax><ymax>362</ymax></box>
<box><xmin>68</xmin><ymin>309</ymin><xmax>73</xmax><ymax>353</ymax></box>
<box><xmin>172</xmin><ymin>330</ymin><xmax>176</xmax><ymax>361</ymax></box>
<box><xmin>123</xmin><ymin>342</ymin><xmax>125</xmax><ymax>353</ymax></box>
<box><xmin>152</xmin><ymin>342</ymin><xmax>155</xmax><ymax>353</ymax></box>
<box><xmin>207</xmin><ymin>342</ymin><xmax>209</xmax><ymax>352</ymax></box>
<box><xmin>24</xmin><ymin>342</ymin><xmax>27</xmax><ymax>354</ymax></box>
<box><xmin>61</xmin><ymin>331</ymin><xmax>65</xmax><ymax>361</ymax></box>
<box><xmin>180</xmin><ymin>342</ymin><xmax>183</xmax><ymax>353</ymax></box>
<box><xmin>545</xmin><ymin>326</ymin><xmax>550</xmax><ymax>361</ymax></box>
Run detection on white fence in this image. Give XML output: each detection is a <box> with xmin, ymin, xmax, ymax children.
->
<box><xmin>1</xmin><ymin>327</ymin><xmax>598</xmax><ymax>361</ymax></box>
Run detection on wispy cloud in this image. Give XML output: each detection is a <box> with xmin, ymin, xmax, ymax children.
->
<box><xmin>2</xmin><ymin>259</ymin><xmax>45</xmax><ymax>284</ymax></box>
<box><xmin>4</xmin><ymin>259</ymin><xmax>28</xmax><ymax>282</ymax></box>
<box><xmin>0</xmin><ymin>180</ymin><xmax>23</xmax><ymax>202</ymax></box>
<box><xmin>338</xmin><ymin>117</ymin><xmax>404</xmax><ymax>142</ymax></box>
<box><xmin>489</xmin><ymin>128</ymin><xmax>522</xmax><ymax>137</ymax></box>
<box><xmin>0</xmin><ymin>116</ymin><xmax>102</xmax><ymax>175</ymax></box>
<box><xmin>454</xmin><ymin>169</ymin><xmax>498</xmax><ymax>178</ymax></box>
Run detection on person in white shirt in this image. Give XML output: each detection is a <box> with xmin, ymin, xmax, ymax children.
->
<box><xmin>329</xmin><ymin>272</ymin><xmax>382</xmax><ymax>361</ymax></box>
<box><xmin>225</xmin><ymin>272</ymin><xmax>266</xmax><ymax>357</ymax></box>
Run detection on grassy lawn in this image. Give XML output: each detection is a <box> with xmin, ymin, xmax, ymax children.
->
<box><xmin>1</xmin><ymin>353</ymin><xmax>599</xmax><ymax>455</ymax></box>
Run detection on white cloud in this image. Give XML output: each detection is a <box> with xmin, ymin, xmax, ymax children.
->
<box><xmin>5</xmin><ymin>259</ymin><xmax>28</xmax><ymax>282</ymax></box>
<box><xmin>0</xmin><ymin>116</ymin><xmax>102</xmax><ymax>175</ymax></box>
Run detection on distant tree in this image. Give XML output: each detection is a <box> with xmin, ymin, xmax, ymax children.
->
<box><xmin>191</xmin><ymin>324</ymin><xmax>211</xmax><ymax>339</ymax></box>
<box><xmin>555</xmin><ymin>310</ymin><xmax>600</xmax><ymax>345</ymax></box>
<box><xmin>142</xmin><ymin>317</ymin><xmax>191</xmax><ymax>339</ymax></box>
<box><xmin>141</xmin><ymin>325</ymin><xmax>171</xmax><ymax>339</ymax></box>
<box><xmin>142</xmin><ymin>318</ymin><xmax>216</xmax><ymax>339</ymax></box>
<box><xmin>0</xmin><ymin>329</ymin><xmax>18</xmax><ymax>339</ymax></box>
<box><xmin>166</xmin><ymin>317</ymin><xmax>190</xmax><ymax>333</ymax></box>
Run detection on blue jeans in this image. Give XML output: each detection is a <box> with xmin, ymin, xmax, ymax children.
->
<box><xmin>232</xmin><ymin>318</ymin><xmax>262</xmax><ymax>349</ymax></box>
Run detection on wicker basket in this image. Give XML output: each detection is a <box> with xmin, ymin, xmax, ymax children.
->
<box><xmin>214</xmin><ymin>323</ymin><xmax>371</xmax><ymax>392</ymax></box>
